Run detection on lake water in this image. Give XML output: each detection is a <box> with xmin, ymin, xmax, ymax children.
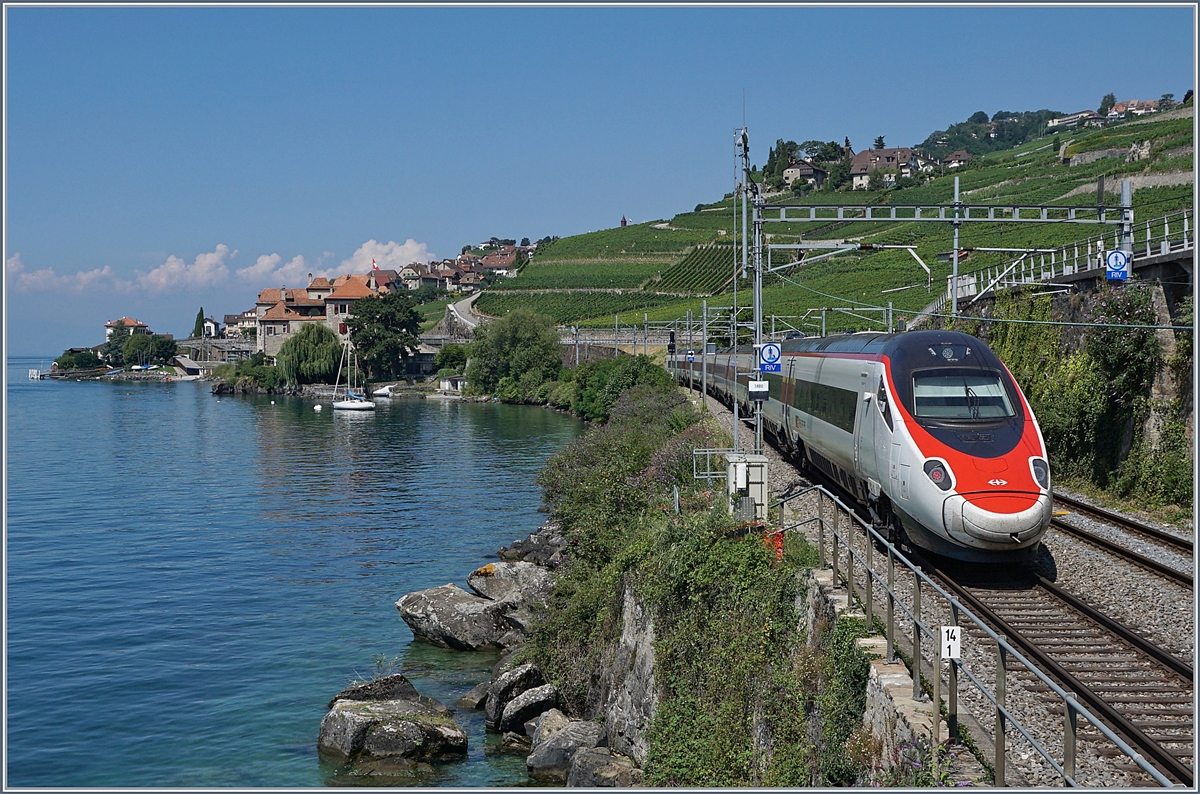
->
<box><xmin>5</xmin><ymin>357</ymin><xmax>584</xmax><ymax>787</ymax></box>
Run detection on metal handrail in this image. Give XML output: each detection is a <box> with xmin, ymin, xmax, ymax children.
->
<box><xmin>946</xmin><ymin>209</ymin><xmax>1192</xmax><ymax>302</ymax></box>
<box><xmin>771</xmin><ymin>484</ymin><xmax>1181</xmax><ymax>788</ymax></box>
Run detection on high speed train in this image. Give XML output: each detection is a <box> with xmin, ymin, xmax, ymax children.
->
<box><xmin>668</xmin><ymin>330</ymin><xmax>1051</xmax><ymax>562</ymax></box>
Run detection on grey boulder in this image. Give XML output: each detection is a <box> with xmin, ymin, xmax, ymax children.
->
<box><xmin>567</xmin><ymin>747</ymin><xmax>644</xmax><ymax>787</ymax></box>
<box><xmin>467</xmin><ymin>561</ymin><xmax>553</xmax><ymax>603</ymax></box>
<box><xmin>484</xmin><ymin>663</ymin><xmax>544</xmax><ymax>730</ymax></box>
<box><xmin>395</xmin><ymin>583</ymin><xmax>520</xmax><ymax>650</ymax></box>
<box><xmin>326</xmin><ymin>673</ymin><xmax>420</xmax><ymax>709</ymax></box>
<box><xmin>499</xmin><ymin>683</ymin><xmax>558</xmax><ymax>733</ymax></box>
<box><xmin>530</xmin><ymin>708</ymin><xmax>571</xmax><ymax>746</ymax></box>
<box><xmin>526</xmin><ymin>719</ymin><xmax>606</xmax><ymax>783</ymax></box>
<box><xmin>318</xmin><ymin>697</ymin><xmax>466</xmax><ymax>763</ymax></box>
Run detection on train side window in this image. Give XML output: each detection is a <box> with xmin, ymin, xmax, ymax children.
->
<box><xmin>877</xmin><ymin>376</ymin><xmax>893</xmax><ymax>430</ymax></box>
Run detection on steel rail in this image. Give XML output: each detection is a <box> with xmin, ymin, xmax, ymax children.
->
<box><xmin>1032</xmin><ymin>573</ymin><xmax>1193</xmax><ymax>681</ymax></box>
<box><xmin>1054</xmin><ymin>493</ymin><xmax>1193</xmax><ymax>554</ymax></box>
<box><xmin>918</xmin><ymin>554</ymin><xmax>1195</xmax><ymax>787</ymax></box>
<box><xmin>1050</xmin><ymin>517</ymin><xmax>1193</xmax><ymax>588</ymax></box>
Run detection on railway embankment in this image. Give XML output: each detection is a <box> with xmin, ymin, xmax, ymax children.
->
<box><xmin>320</xmin><ymin>375</ymin><xmax>1005</xmax><ymax>785</ymax></box>
<box><xmin>932</xmin><ymin>281</ymin><xmax>1192</xmax><ymax>526</ymax></box>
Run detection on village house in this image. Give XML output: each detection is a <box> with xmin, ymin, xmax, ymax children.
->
<box><xmin>105</xmin><ymin>316</ymin><xmax>152</xmax><ymax>339</ymax></box>
<box><xmin>850</xmin><ymin>148</ymin><xmax>929</xmax><ymax>189</ymax></box>
<box><xmin>1113</xmin><ymin>99</ymin><xmax>1159</xmax><ymax>117</ymax></box>
<box><xmin>946</xmin><ymin>150</ymin><xmax>972</xmax><ymax>168</ymax></box>
<box><xmin>255</xmin><ymin>286</ymin><xmax>328</xmax><ymax>355</ymax></box>
<box><xmin>202</xmin><ymin>317</ymin><xmax>221</xmax><ymax>337</ymax></box>
<box><xmin>1046</xmin><ymin>110</ymin><xmax>1102</xmax><ymax>130</ymax></box>
<box><xmin>782</xmin><ymin>159</ymin><xmax>829</xmax><ymax>189</ymax></box>
<box><xmin>222</xmin><ymin>310</ymin><xmax>257</xmax><ymax>339</ymax></box>
<box><xmin>325</xmin><ymin>275</ymin><xmax>377</xmax><ymax>340</ymax></box>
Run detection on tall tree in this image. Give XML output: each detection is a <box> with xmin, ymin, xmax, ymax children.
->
<box><xmin>123</xmin><ymin>334</ymin><xmax>156</xmax><ymax>366</ymax></box>
<box><xmin>1159</xmin><ymin>93</ymin><xmax>1176</xmax><ymax>109</ymax></box>
<box><xmin>465</xmin><ymin>308</ymin><xmax>560</xmax><ymax>395</ymax></box>
<box><xmin>873</xmin><ymin>135</ymin><xmax>886</xmax><ymax>150</ymax></box>
<box><xmin>277</xmin><ymin>322</ymin><xmax>341</xmax><ymax>385</ymax></box>
<box><xmin>99</xmin><ymin>326</ymin><xmax>131</xmax><ymax>365</ymax></box>
<box><xmin>1098</xmin><ymin>93</ymin><xmax>1117</xmax><ymax>115</ymax></box>
<box><xmin>967</xmin><ymin>110</ymin><xmax>990</xmax><ymax>124</ymax></box>
<box><xmin>346</xmin><ymin>291</ymin><xmax>422</xmax><ymax>380</ymax></box>
<box><xmin>193</xmin><ymin>307</ymin><xmax>205</xmax><ymax>338</ymax></box>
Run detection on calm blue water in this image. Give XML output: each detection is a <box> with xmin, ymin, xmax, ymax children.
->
<box><xmin>6</xmin><ymin>357</ymin><xmax>583</xmax><ymax>787</ymax></box>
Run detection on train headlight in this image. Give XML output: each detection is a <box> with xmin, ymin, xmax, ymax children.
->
<box><xmin>923</xmin><ymin>459</ymin><xmax>954</xmax><ymax>491</ymax></box>
<box><xmin>1030</xmin><ymin>458</ymin><xmax>1050</xmax><ymax>490</ymax></box>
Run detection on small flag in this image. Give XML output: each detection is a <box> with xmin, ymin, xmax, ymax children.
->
<box><xmin>371</xmin><ymin>258</ymin><xmax>379</xmax><ymax>271</ymax></box>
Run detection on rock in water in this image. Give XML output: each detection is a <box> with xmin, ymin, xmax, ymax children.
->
<box><xmin>455</xmin><ymin>681</ymin><xmax>490</xmax><ymax>710</ymax></box>
<box><xmin>326</xmin><ymin>673</ymin><xmax>420</xmax><ymax>709</ymax></box>
<box><xmin>567</xmin><ymin>747</ymin><xmax>644</xmax><ymax>787</ymax></box>
<box><xmin>467</xmin><ymin>561</ymin><xmax>553</xmax><ymax>603</ymax></box>
<box><xmin>484</xmin><ymin>663</ymin><xmax>544</xmax><ymax>731</ymax></box>
<box><xmin>525</xmin><ymin>720</ymin><xmax>605</xmax><ymax>783</ymax></box>
<box><xmin>395</xmin><ymin>583</ymin><xmax>520</xmax><ymax>650</ymax></box>
<box><xmin>499</xmin><ymin>683</ymin><xmax>558</xmax><ymax>733</ymax></box>
<box><xmin>318</xmin><ymin>697</ymin><xmax>466</xmax><ymax>764</ymax></box>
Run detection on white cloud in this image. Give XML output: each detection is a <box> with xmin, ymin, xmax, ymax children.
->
<box><xmin>235</xmin><ymin>253</ymin><xmax>317</xmax><ymax>286</ymax></box>
<box><xmin>6</xmin><ymin>252</ymin><xmax>127</xmax><ymax>293</ymax></box>
<box><xmin>235</xmin><ymin>239</ymin><xmax>435</xmax><ymax>288</ymax></box>
<box><xmin>340</xmin><ymin>239</ymin><xmax>433</xmax><ymax>273</ymax></box>
<box><xmin>137</xmin><ymin>244</ymin><xmax>233</xmax><ymax>291</ymax></box>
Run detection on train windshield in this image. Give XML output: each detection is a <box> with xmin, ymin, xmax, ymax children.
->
<box><xmin>912</xmin><ymin>372</ymin><xmax>1015</xmax><ymax>420</ymax></box>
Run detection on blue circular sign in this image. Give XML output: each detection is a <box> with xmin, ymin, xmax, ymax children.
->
<box><xmin>760</xmin><ymin>343</ymin><xmax>781</xmax><ymax>364</ymax></box>
<box><xmin>1105</xmin><ymin>249</ymin><xmax>1129</xmax><ymax>281</ymax></box>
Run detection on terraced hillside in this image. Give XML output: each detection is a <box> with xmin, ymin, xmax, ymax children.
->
<box><xmin>474</xmin><ymin>107</ymin><xmax>1193</xmax><ymax>330</ymax></box>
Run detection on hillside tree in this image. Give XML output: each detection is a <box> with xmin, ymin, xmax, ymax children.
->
<box><xmin>1159</xmin><ymin>93</ymin><xmax>1175</xmax><ymax>110</ymax></box>
<box><xmin>967</xmin><ymin>110</ymin><xmax>990</xmax><ymax>124</ymax></box>
<box><xmin>346</xmin><ymin>290</ymin><xmax>422</xmax><ymax>380</ymax></box>
<box><xmin>1098</xmin><ymin>93</ymin><xmax>1117</xmax><ymax>115</ymax></box>
<box><xmin>193</xmin><ymin>307</ymin><xmax>205</xmax><ymax>338</ymax></box>
<box><xmin>873</xmin><ymin>135</ymin><xmax>886</xmax><ymax>150</ymax></box>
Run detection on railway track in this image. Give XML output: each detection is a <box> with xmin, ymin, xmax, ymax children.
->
<box><xmin>921</xmin><ymin>556</ymin><xmax>1194</xmax><ymax>787</ymax></box>
<box><xmin>1051</xmin><ymin>494</ymin><xmax>1193</xmax><ymax>588</ymax></box>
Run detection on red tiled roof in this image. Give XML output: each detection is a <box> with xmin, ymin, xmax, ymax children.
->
<box><xmin>106</xmin><ymin>316</ymin><xmax>148</xmax><ymax>328</ymax></box>
<box><xmin>850</xmin><ymin>148</ymin><xmax>916</xmax><ymax>176</ymax></box>
<box><xmin>308</xmin><ymin>277</ymin><xmax>331</xmax><ymax>288</ymax></box>
<box><xmin>327</xmin><ymin>278</ymin><xmax>375</xmax><ymax>300</ymax></box>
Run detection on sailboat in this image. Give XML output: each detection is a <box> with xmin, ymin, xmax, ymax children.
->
<box><xmin>332</xmin><ymin>339</ymin><xmax>375</xmax><ymax>411</ymax></box>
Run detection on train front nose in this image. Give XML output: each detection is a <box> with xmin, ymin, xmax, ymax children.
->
<box><xmin>943</xmin><ymin>491</ymin><xmax>1051</xmax><ymax>547</ymax></box>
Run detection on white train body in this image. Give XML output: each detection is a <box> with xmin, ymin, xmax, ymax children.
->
<box><xmin>669</xmin><ymin>330</ymin><xmax>1052</xmax><ymax>562</ymax></box>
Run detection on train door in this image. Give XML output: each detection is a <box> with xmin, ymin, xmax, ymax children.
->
<box><xmin>873</xmin><ymin>375</ymin><xmax>897</xmax><ymax>499</ymax></box>
<box><xmin>855</xmin><ymin>371</ymin><xmax>878</xmax><ymax>484</ymax></box>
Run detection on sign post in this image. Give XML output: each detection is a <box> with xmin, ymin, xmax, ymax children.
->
<box><xmin>759</xmin><ymin>342</ymin><xmax>781</xmax><ymax>373</ymax></box>
<box><xmin>1105</xmin><ymin>249</ymin><xmax>1129</xmax><ymax>281</ymax></box>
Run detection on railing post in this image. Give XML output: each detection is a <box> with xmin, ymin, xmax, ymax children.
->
<box><xmin>847</xmin><ymin>511</ymin><xmax>857</xmax><ymax>608</ymax></box>
<box><xmin>818</xmin><ymin>493</ymin><xmax>826</xmax><ymax>567</ymax></box>
<box><xmin>912</xmin><ymin>575</ymin><xmax>922</xmax><ymax>700</ymax></box>
<box><xmin>933</xmin><ymin>631</ymin><xmax>942</xmax><ymax>744</ymax></box>
<box><xmin>948</xmin><ymin>603</ymin><xmax>959</xmax><ymax>741</ymax></box>
<box><xmin>1064</xmin><ymin>690</ymin><xmax>1078</xmax><ymax>782</ymax></box>
<box><xmin>864</xmin><ymin>524</ymin><xmax>874</xmax><ymax>627</ymax></box>
<box><xmin>887</xmin><ymin>545</ymin><xmax>895</xmax><ymax>661</ymax></box>
<box><xmin>832</xmin><ymin>508</ymin><xmax>840</xmax><ymax>585</ymax></box>
<box><xmin>996</xmin><ymin>635</ymin><xmax>1007</xmax><ymax>787</ymax></box>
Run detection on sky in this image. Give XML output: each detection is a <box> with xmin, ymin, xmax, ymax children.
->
<box><xmin>4</xmin><ymin>4</ymin><xmax>1195</xmax><ymax>356</ymax></box>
